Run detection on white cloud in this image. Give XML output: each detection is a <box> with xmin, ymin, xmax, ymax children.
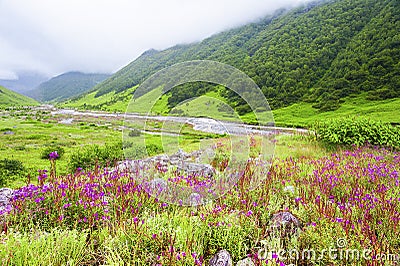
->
<box><xmin>0</xmin><ymin>70</ymin><xmax>18</xmax><ymax>80</ymax></box>
<box><xmin>0</xmin><ymin>0</ymin><xmax>311</xmax><ymax>78</ymax></box>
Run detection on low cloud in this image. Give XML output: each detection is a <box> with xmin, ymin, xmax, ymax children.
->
<box><xmin>0</xmin><ymin>0</ymin><xmax>311</xmax><ymax>79</ymax></box>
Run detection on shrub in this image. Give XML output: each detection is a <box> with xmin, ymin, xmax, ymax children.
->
<box><xmin>0</xmin><ymin>158</ymin><xmax>26</xmax><ymax>186</ymax></box>
<box><xmin>124</xmin><ymin>143</ymin><xmax>164</xmax><ymax>159</ymax></box>
<box><xmin>146</xmin><ymin>143</ymin><xmax>163</xmax><ymax>156</ymax></box>
<box><xmin>128</xmin><ymin>129</ymin><xmax>141</xmax><ymax>137</ymax></box>
<box><xmin>312</xmin><ymin>116</ymin><xmax>400</xmax><ymax>149</ymax></box>
<box><xmin>122</xmin><ymin>141</ymin><xmax>133</xmax><ymax>149</ymax></box>
<box><xmin>124</xmin><ymin>145</ymin><xmax>147</xmax><ymax>159</ymax></box>
<box><xmin>40</xmin><ymin>145</ymin><xmax>65</xmax><ymax>160</ymax></box>
<box><xmin>68</xmin><ymin>142</ymin><xmax>123</xmax><ymax>171</ymax></box>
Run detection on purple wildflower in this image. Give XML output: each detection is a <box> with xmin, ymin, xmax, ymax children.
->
<box><xmin>49</xmin><ymin>151</ymin><xmax>59</xmax><ymax>160</ymax></box>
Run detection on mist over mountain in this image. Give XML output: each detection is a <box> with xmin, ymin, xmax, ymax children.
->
<box><xmin>0</xmin><ymin>72</ymin><xmax>48</xmax><ymax>94</ymax></box>
<box><xmin>66</xmin><ymin>0</ymin><xmax>399</xmax><ymax>114</ymax></box>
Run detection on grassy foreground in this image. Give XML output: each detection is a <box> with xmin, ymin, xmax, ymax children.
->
<box><xmin>0</xmin><ymin>107</ymin><xmax>399</xmax><ymax>265</ymax></box>
<box><xmin>0</xmin><ymin>141</ymin><xmax>399</xmax><ymax>265</ymax></box>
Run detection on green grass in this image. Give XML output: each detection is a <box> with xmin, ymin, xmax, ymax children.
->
<box><xmin>0</xmin><ymin>116</ymin><xmax>121</xmax><ymax>186</ymax></box>
<box><xmin>62</xmin><ymin>86</ymin><xmax>137</xmax><ymax>112</ymax></box>
<box><xmin>273</xmin><ymin>93</ymin><xmax>400</xmax><ymax>127</ymax></box>
<box><xmin>0</xmin><ymin>86</ymin><xmax>38</xmax><ymax>108</ymax></box>
<box><xmin>63</xmin><ymin>85</ymin><xmax>400</xmax><ymax>129</ymax></box>
<box><xmin>1</xmin><ymin>145</ymin><xmax>398</xmax><ymax>265</ymax></box>
<box><xmin>126</xmin><ymin>86</ymin><xmax>170</xmax><ymax>114</ymax></box>
<box><xmin>0</xmin><ymin>108</ymin><xmax>328</xmax><ymax>189</ymax></box>
<box><xmin>0</xmin><ymin>110</ymin><xmax>231</xmax><ymax>187</ymax></box>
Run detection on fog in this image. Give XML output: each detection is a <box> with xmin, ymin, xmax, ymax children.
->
<box><xmin>0</xmin><ymin>0</ymin><xmax>312</xmax><ymax>80</ymax></box>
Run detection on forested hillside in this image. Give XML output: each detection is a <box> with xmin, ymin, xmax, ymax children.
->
<box><xmin>67</xmin><ymin>0</ymin><xmax>399</xmax><ymax>114</ymax></box>
<box><xmin>29</xmin><ymin>72</ymin><xmax>110</xmax><ymax>102</ymax></box>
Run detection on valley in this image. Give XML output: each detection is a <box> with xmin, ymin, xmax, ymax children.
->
<box><xmin>0</xmin><ymin>0</ymin><xmax>399</xmax><ymax>265</ymax></box>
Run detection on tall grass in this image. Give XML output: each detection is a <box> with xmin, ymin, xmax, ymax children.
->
<box><xmin>1</xmin><ymin>145</ymin><xmax>398</xmax><ymax>265</ymax></box>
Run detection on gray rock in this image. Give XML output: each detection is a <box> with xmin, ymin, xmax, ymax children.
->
<box><xmin>209</xmin><ymin>249</ymin><xmax>232</xmax><ymax>266</ymax></box>
<box><xmin>0</xmin><ymin>188</ymin><xmax>14</xmax><ymax>214</ymax></box>
<box><xmin>149</xmin><ymin>178</ymin><xmax>168</xmax><ymax>194</ymax></box>
<box><xmin>268</xmin><ymin>211</ymin><xmax>302</xmax><ymax>238</ymax></box>
<box><xmin>3</xmin><ymin>131</ymin><xmax>14</xmax><ymax>135</ymax></box>
<box><xmin>121</xmin><ymin>149</ymin><xmax>217</xmax><ymax>177</ymax></box>
<box><xmin>236</xmin><ymin>258</ymin><xmax>255</xmax><ymax>266</ymax></box>
<box><xmin>177</xmin><ymin>162</ymin><xmax>215</xmax><ymax>177</ymax></box>
<box><xmin>169</xmin><ymin>149</ymin><xmax>189</xmax><ymax>161</ymax></box>
<box><xmin>188</xmin><ymin>192</ymin><xmax>203</xmax><ymax>206</ymax></box>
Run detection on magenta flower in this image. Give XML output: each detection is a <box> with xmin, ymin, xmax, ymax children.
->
<box><xmin>49</xmin><ymin>151</ymin><xmax>59</xmax><ymax>160</ymax></box>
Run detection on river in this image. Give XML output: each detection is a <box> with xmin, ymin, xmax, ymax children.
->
<box><xmin>50</xmin><ymin>108</ymin><xmax>307</xmax><ymax>136</ymax></box>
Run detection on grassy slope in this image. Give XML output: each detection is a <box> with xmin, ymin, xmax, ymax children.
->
<box><xmin>0</xmin><ymin>86</ymin><xmax>38</xmax><ymax>108</ymax></box>
<box><xmin>126</xmin><ymin>86</ymin><xmax>169</xmax><ymax>114</ymax></box>
<box><xmin>63</xmin><ymin>84</ymin><xmax>400</xmax><ymax>128</ymax></box>
<box><xmin>63</xmin><ymin>86</ymin><xmax>136</xmax><ymax>112</ymax></box>
<box><xmin>273</xmin><ymin>93</ymin><xmax>400</xmax><ymax>127</ymax></box>
<box><xmin>170</xmin><ymin>90</ymin><xmax>242</xmax><ymax>122</ymax></box>
<box><xmin>172</xmin><ymin>92</ymin><xmax>400</xmax><ymax>127</ymax></box>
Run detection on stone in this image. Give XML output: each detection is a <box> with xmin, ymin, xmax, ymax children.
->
<box><xmin>268</xmin><ymin>211</ymin><xmax>302</xmax><ymax>238</ymax></box>
<box><xmin>0</xmin><ymin>188</ymin><xmax>14</xmax><ymax>214</ymax></box>
<box><xmin>177</xmin><ymin>162</ymin><xmax>215</xmax><ymax>177</ymax></box>
<box><xmin>169</xmin><ymin>149</ymin><xmax>189</xmax><ymax>161</ymax></box>
<box><xmin>188</xmin><ymin>192</ymin><xmax>203</xmax><ymax>206</ymax></box>
<box><xmin>236</xmin><ymin>258</ymin><xmax>255</xmax><ymax>266</ymax></box>
<box><xmin>209</xmin><ymin>249</ymin><xmax>232</xmax><ymax>266</ymax></box>
<box><xmin>149</xmin><ymin>178</ymin><xmax>168</xmax><ymax>194</ymax></box>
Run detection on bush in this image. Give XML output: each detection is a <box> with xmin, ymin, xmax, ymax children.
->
<box><xmin>312</xmin><ymin>116</ymin><xmax>400</xmax><ymax>149</ymax></box>
<box><xmin>68</xmin><ymin>143</ymin><xmax>124</xmax><ymax>171</ymax></box>
<box><xmin>124</xmin><ymin>143</ymin><xmax>164</xmax><ymax>159</ymax></box>
<box><xmin>124</xmin><ymin>145</ymin><xmax>147</xmax><ymax>159</ymax></box>
<box><xmin>128</xmin><ymin>129</ymin><xmax>141</xmax><ymax>137</ymax></box>
<box><xmin>0</xmin><ymin>158</ymin><xmax>26</xmax><ymax>186</ymax></box>
<box><xmin>41</xmin><ymin>145</ymin><xmax>65</xmax><ymax>160</ymax></box>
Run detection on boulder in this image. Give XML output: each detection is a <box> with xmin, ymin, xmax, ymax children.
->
<box><xmin>149</xmin><ymin>178</ymin><xmax>168</xmax><ymax>194</ymax></box>
<box><xmin>169</xmin><ymin>148</ymin><xmax>190</xmax><ymax>161</ymax></box>
<box><xmin>268</xmin><ymin>211</ymin><xmax>302</xmax><ymax>238</ymax></box>
<box><xmin>209</xmin><ymin>249</ymin><xmax>232</xmax><ymax>266</ymax></box>
<box><xmin>177</xmin><ymin>162</ymin><xmax>215</xmax><ymax>177</ymax></box>
<box><xmin>187</xmin><ymin>192</ymin><xmax>203</xmax><ymax>206</ymax></box>
<box><xmin>0</xmin><ymin>188</ymin><xmax>14</xmax><ymax>214</ymax></box>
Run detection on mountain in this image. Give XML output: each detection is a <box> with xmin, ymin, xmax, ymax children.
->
<box><xmin>0</xmin><ymin>72</ymin><xmax>48</xmax><ymax>94</ymax></box>
<box><xmin>28</xmin><ymin>72</ymin><xmax>110</xmax><ymax>102</ymax></box>
<box><xmin>0</xmin><ymin>85</ymin><xmax>38</xmax><ymax>108</ymax></box>
<box><xmin>65</xmin><ymin>0</ymin><xmax>399</xmax><ymax>115</ymax></box>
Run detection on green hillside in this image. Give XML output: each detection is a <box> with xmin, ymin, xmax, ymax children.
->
<box><xmin>0</xmin><ymin>86</ymin><xmax>38</xmax><ymax>108</ymax></box>
<box><xmin>64</xmin><ymin>0</ymin><xmax>400</xmax><ymax>125</ymax></box>
<box><xmin>29</xmin><ymin>72</ymin><xmax>110</xmax><ymax>102</ymax></box>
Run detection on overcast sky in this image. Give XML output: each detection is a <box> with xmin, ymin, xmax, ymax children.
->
<box><xmin>0</xmin><ymin>0</ymin><xmax>311</xmax><ymax>80</ymax></box>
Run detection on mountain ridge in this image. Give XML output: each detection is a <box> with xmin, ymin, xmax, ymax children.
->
<box><xmin>28</xmin><ymin>72</ymin><xmax>110</xmax><ymax>102</ymax></box>
<box><xmin>65</xmin><ymin>0</ymin><xmax>399</xmax><ymax>115</ymax></box>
